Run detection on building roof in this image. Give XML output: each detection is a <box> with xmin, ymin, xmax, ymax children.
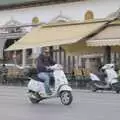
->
<box><xmin>0</xmin><ymin>0</ymin><xmax>35</xmax><ymax>5</ymax></box>
<box><xmin>0</xmin><ymin>0</ymin><xmax>85</xmax><ymax>11</ymax></box>
<box><xmin>49</xmin><ymin>11</ymin><xmax>73</xmax><ymax>23</ymax></box>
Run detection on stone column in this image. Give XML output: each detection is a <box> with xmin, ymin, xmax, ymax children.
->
<box><xmin>32</xmin><ymin>47</ymin><xmax>41</xmax><ymax>67</ymax></box>
<box><xmin>104</xmin><ymin>46</ymin><xmax>111</xmax><ymax>64</ymax></box>
<box><xmin>22</xmin><ymin>49</ymin><xmax>26</xmax><ymax>67</ymax></box>
<box><xmin>85</xmin><ymin>58</ymin><xmax>90</xmax><ymax>69</ymax></box>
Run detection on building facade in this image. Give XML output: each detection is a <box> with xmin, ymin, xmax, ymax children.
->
<box><xmin>0</xmin><ymin>0</ymin><xmax>120</xmax><ymax>73</ymax></box>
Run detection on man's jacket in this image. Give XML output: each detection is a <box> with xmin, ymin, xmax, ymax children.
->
<box><xmin>36</xmin><ymin>54</ymin><xmax>56</xmax><ymax>73</ymax></box>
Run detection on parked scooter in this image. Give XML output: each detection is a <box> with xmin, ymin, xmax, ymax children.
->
<box><xmin>88</xmin><ymin>64</ymin><xmax>120</xmax><ymax>93</ymax></box>
<box><xmin>27</xmin><ymin>64</ymin><xmax>73</xmax><ymax>105</ymax></box>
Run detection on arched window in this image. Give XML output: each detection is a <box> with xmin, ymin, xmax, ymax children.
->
<box><xmin>84</xmin><ymin>10</ymin><xmax>94</xmax><ymax>20</ymax></box>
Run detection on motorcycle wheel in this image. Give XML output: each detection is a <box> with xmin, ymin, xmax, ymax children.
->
<box><xmin>60</xmin><ymin>91</ymin><xmax>73</xmax><ymax>105</ymax></box>
<box><xmin>87</xmin><ymin>82</ymin><xmax>97</xmax><ymax>92</ymax></box>
<box><xmin>91</xmin><ymin>86</ymin><xmax>97</xmax><ymax>92</ymax></box>
<box><xmin>116</xmin><ymin>90</ymin><xmax>120</xmax><ymax>94</ymax></box>
<box><xmin>29</xmin><ymin>97</ymin><xmax>40</xmax><ymax>104</ymax></box>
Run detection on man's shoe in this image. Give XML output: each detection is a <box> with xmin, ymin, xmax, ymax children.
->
<box><xmin>47</xmin><ymin>91</ymin><xmax>52</xmax><ymax>96</ymax></box>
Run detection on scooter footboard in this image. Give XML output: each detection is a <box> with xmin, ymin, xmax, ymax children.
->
<box><xmin>112</xmin><ymin>82</ymin><xmax>120</xmax><ymax>90</ymax></box>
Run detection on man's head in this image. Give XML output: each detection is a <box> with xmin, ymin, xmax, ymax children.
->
<box><xmin>42</xmin><ymin>47</ymin><xmax>50</xmax><ymax>56</ymax></box>
<box><xmin>102</xmin><ymin>64</ymin><xmax>114</xmax><ymax>70</ymax></box>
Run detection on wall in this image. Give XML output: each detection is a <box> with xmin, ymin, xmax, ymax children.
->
<box><xmin>0</xmin><ymin>0</ymin><xmax>119</xmax><ymax>25</ymax></box>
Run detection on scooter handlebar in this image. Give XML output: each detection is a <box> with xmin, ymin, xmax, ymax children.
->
<box><xmin>48</xmin><ymin>64</ymin><xmax>63</xmax><ymax>70</ymax></box>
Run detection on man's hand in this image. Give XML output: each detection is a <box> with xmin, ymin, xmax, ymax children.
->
<box><xmin>48</xmin><ymin>64</ymin><xmax>63</xmax><ymax>70</ymax></box>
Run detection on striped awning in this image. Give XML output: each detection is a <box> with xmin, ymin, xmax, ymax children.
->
<box><xmin>87</xmin><ymin>38</ymin><xmax>120</xmax><ymax>46</ymax></box>
<box><xmin>6</xmin><ymin>20</ymin><xmax>108</xmax><ymax>51</ymax></box>
<box><xmin>87</xmin><ymin>24</ymin><xmax>120</xmax><ymax>46</ymax></box>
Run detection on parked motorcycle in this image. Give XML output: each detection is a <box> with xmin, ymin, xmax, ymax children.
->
<box><xmin>27</xmin><ymin>64</ymin><xmax>73</xmax><ymax>105</ymax></box>
<box><xmin>88</xmin><ymin>64</ymin><xmax>120</xmax><ymax>93</ymax></box>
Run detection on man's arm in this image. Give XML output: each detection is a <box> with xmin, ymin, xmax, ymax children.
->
<box><xmin>37</xmin><ymin>55</ymin><xmax>47</xmax><ymax>72</ymax></box>
<box><xmin>49</xmin><ymin>57</ymin><xmax>56</xmax><ymax>65</ymax></box>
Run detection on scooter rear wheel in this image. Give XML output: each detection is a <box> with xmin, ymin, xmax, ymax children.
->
<box><xmin>60</xmin><ymin>91</ymin><xmax>73</xmax><ymax>105</ymax></box>
<box><xmin>91</xmin><ymin>86</ymin><xmax>97</xmax><ymax>92</ymax></box>
<box><xmin>29</xmin><ymin>97</ymin><xmax>40</xmax><ymax>104</ymax></box>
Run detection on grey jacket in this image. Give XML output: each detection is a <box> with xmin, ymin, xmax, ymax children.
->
<box><xmin>36</xmin><ymin>54</ymin><xmax>56</xmax><ymax>73</ymax></box>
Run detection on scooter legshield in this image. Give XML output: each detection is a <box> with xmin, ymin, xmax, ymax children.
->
<box><xmin>58</xmin><ymin>84</ymin><xmax>72</xmax><ymax>93</ymax></box>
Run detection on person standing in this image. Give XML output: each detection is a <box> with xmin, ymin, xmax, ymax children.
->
<box><xmin>0</xmin><ymin>64</ymin><xmax>8</xmax><ymax>84</ymax></box>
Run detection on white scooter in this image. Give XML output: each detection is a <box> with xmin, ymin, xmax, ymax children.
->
<box><xmin>27</xmin><ymin>64</ymin><xmax>73</xmax><ymax>105</ymax></box>
<box><xmin>89</xmin><ymin>64</ymin><xmax>120</xmax><ymax>93</ymax></box>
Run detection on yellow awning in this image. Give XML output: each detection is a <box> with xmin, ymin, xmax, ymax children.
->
<box><xmin>87</xmin><ymin>38</ymin><xmax>120</xmax><ymax>46</ymax></box>
<box><xmin>6</xmin><ymin>20</ymin><xmax>107</xmax><ymax>51</ymax></box>
<box><xmin>63</xmin><ymin>41</ymin><xmax>105</xmax><ymax>55</ymax></box>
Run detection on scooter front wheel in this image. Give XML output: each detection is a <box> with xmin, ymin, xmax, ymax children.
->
<box><xmin>60</xmin><ymin>91</ymin><xmax>73</xmax><ymax>105</ymax></box>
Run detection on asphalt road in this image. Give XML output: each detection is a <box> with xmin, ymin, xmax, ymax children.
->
<box><xmin>0</xmin><ymin>86</ymin><xmax>120</xmax><ymax>120</ymax></box>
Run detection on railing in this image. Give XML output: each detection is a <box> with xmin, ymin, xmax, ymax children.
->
<box><xmin>66</xmin><ymin>68</ymin><xmax>91</xmax><ymax>89</ymax></box>
<box><xmin>0</xmin><ymin>67</ymin><xmax>91</xmax><ymax>88</ymax></box>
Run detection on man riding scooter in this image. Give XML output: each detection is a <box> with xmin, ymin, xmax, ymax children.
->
<box><xmin>27</xmin><ymin>50</ymin><xmax>73</xmax><ymax>105</ymax></box>
<box><xmin>36</xmin><ymin>47</ymin><xmax>56</xmax><ymax>95</ymax></box>
<box><xmin>102</xmin><ymin>64</ymin><xmax>118</xmax><ymax>85</ymax></box>
<box><xmin>102</xmin><ymin>64</ymin><xmax>120</xmax><ymax>92</ymax></box>
<box><xmin>90</xmin><ymin>64</ymin><xmax>120</xmax><ymax>93</ymax></box>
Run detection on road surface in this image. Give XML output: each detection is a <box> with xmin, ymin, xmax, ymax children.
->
<box><xmin>0</xmin><ymin>86</ymin><xmax>120</xmax><ymax>120</ymax></box>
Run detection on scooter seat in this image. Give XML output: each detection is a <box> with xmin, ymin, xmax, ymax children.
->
<box><xmin>30</xmin><ymin>75</ymin><xmax>44</xmax><ymax>83</ymax></box>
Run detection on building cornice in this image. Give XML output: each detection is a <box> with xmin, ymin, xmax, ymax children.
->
<box><xmin>0</xmin><ymin>0</ymin><xmax>85</xmax><ymax>11</ymax></box>
<box><xmin>0</xmin><ymin>32</ymin><xmax>27</xmax><ymax>39</ymax></box>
